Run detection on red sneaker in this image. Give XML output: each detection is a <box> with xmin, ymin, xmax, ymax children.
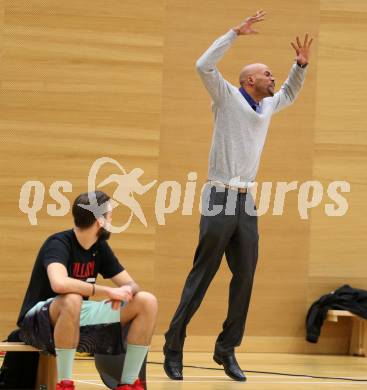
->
<box><xmin>132</xmin><ymin>379</ymin><xmax>144</xmax><ymax>390</ymax></box>
<box><xmin>115</xmin><ymin>379</ymin><xmax>145</xmax><ymax>390</ymax></box>
<box><xmin>56</xmin><ymin>380</ymin><xmax>75</xmax><ymax>390</ymax></box>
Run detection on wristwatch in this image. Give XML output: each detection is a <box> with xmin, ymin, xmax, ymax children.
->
<box><xmin>297</xmin><ymin>62</ymin><xmax>308</xmax><ymax>68</ymax></box>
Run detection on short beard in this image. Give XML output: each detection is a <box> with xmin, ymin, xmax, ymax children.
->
<box><xmin>97</xmin><ymin>226</ymin><xmax>111</xmax><ymax>241</ymax></box>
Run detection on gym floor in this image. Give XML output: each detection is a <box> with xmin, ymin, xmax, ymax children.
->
<box><xmin>70</xmin><ymin>352</ymin><xmax>367</xmax><ymax>389</ymax></box>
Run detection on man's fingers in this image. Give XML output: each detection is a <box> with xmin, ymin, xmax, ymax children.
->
<box><xmin>248</xmin><ymin>16</ymin><xmax>265</xmax><ymax>27</ymax></box>
<box><xmin>249</xmin><ymin>18</ymin><xmax>264</xmax><ymax>26</ymax></box>
<box><xmin>252</xmin><ymin>10</ymin><xmax>266</xmax><ymax>19</ymax></box>
<box><xmin>108</xmin><ymin>299</ymin><xmax>120</xmax><ymax>310</ymax></box>
<box><xmin>124</xmin><ymin>293</ymin><xmax>133</xmax><ymax>302</ymax></box>
<box><xmin>249</xmin><ymin>15</ymin><xmax>265</xmax><ymax>21</ymax></box>
<box><xmin>304</xmin><ymin>33</ymin><xmax>309</xmax><ymax>47</ymax></box>
<box><xmin>112</xmin><ymin>301</ymin><xmax>120</xmax><ymax>311</ymax></box>
<box><xmin>308</xmin><ymin>37</ymin><xmax>314</xmax><ymax>48</ymax></box>
<box><xmin>296</xmin><ymin>36</ymin><xmax>302</xmax><ymax>48</ymax></box>
<box><xmin>291</xmin><ymin>42</ymin><xmax>299</xmax><ymax>53</ymax></box>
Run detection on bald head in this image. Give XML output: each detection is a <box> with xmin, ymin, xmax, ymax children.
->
<box><xmin>239</xmin><ymin>63</ymin><xmax>275</xmax><ymax>102</ymax></box>
<box><xmin>239</xmin><ymin>63</ymin><xmax>270</xmax><ymax>85</ymax></box>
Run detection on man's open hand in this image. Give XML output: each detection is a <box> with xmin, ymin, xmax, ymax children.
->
<box><xmin>291</xmin><ymin>34</ymin><xmax>313</xmax><ymax>66</ymax></box>
<box><xmin>233</xmin><ymin>10</ymin><xmax>266</xmax><ymax>35</ymax></box>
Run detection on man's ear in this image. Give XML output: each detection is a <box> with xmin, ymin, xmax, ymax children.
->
<box><xmin>96</xmin><ymin>217</ymin><xmax>104</xmax><ymax>228</ymax></box>
<box><xmin>248</xmin><ymin>76</ymin><xmax>255</xmax><ymax>86</ymax></box>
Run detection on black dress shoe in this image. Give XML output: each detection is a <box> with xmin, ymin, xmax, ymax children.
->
<box><xmin>163</xmin><ymin>357</ymin><xmax>183</xmax><ymax>380</ymax></box>
<box><xmin>213</xmin><ymin>352</ymin><xmax>246</xmax><ymax>381</ymax></box>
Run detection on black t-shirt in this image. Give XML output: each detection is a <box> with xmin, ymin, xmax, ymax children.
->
<box><xmin>17</xmin><ymin>229</ymin><xmax>124</xmax><ymax>325</ymax></box>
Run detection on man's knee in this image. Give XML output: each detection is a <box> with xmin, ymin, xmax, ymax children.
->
<box><xmin>57</xmin><ymin>293</ymin><xmax>83</xmax><ymax>317</ymax></box>
<box><xmin>134</xmin><ymin>291</ymin><xmax>158</xmax><ymax>316</ymax></box>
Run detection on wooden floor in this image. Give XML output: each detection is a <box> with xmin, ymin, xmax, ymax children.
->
<box><xmin>69</xmin><ymin>352</ymin><xmax>367</xmax><ymax>389</ymax></box>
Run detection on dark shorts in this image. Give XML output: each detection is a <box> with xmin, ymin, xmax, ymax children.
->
<box><xmin>18</xmin><ymin>300</ymin><xmax>125</xmax><ymax>356</ymax></box>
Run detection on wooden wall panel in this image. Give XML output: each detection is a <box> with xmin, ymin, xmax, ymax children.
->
<box><xmin>0</xmin><ymin>0</ymin><xmax>165</xmax><ymax>336</ymax></box>
<box><xmin>307</xmin><ymin>0</ymin><xmax>367</xmax><ymax>354</ymax></box>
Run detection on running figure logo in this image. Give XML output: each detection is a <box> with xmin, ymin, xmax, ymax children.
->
<box><xmin>99</xmin><ymin>168</ymin><xmax>156</xmax><ymax>227</ymax></box>
<box><xmin>81</xmin><ymin>157</ymin><xmax>157</xmax><ymax>233</ymax></box>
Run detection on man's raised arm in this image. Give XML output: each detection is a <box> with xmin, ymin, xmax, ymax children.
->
<box><xmin>196</xmin><ymin>10</ymin><xmax>266</xmax><ymax>104</ymax></box>
<box><xmin>271</xmin><ymin>33</ymin><xmax>314</xmax><ymax>113</ymax></box>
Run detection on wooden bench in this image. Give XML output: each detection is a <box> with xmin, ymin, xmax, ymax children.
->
<box><xmin>0</xmin><ymin>342</ymin><xmax>57</xmax><ymax>389</ymax></box>
<box><xmin>326</xmin><ymin>310</ymin><xmax>367</xmax><ymax>356</ymax></box>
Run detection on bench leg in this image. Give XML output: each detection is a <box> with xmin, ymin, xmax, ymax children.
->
<box><xmin>349</xmin><ymin>317</ymin><xmax>366</xmax><ymax>357</ymax></box>
<box><xmin>35</xmin><ymin>353</ymin><xmax>57</xmax><ymax>389</ymax></box>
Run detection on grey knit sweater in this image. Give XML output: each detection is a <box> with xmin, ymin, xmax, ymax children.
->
<box><xmin>196</xmin><ymin>30</ymin><xmax>307</xmax><ymax>185</ymax></box>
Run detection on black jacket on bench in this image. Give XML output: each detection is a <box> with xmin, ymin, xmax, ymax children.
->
<box><xmin>306</xmin><ymin>284</ymin><xmax>367</xmax><ymax>343</ymax></box>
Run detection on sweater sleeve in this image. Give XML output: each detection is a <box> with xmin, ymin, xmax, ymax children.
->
<box><xmin>196</xmin><ymin>30</ymin><xmax>238</xmax><ymax>104</ymax></box>
<box><xmin>270</xmin><ymin>63</ymin><xmax>307</xmax><ymax>113</ymax></box>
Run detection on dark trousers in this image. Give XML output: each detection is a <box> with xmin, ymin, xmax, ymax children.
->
<box><xmin>164</xmin><ymin>185</ymin><xmax>259</xmax><ymax>360</ymax></box>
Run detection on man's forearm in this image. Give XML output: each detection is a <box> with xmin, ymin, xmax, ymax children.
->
<box><xmin>196</xmin><ymin>30</ymin><xmax>237</xmax><ymax>72</ymax></box>
<box><xmin>195</xmin><ymin>30</ymin><xmax>237</xmax><ymax>103</ymax></box>
<box><xmin>282</xmin><ymin>63</ymin><xmax>307</xmax><ymax>100</ymax></box>
<box><xmin>54</xmin><ymin>276</ymin><xmax>111</xmax><ymax>298</ymax></box>
<box><xmin>272</xmin><ymin>63</ymin><xmax>307</xmax><ymax>112</ymax></box>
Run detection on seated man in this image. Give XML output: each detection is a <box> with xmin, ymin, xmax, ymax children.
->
<box><xmin>16</xmin><ymin>191</ymin><xmax>158</xmax><ymax>390</ymax></box>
